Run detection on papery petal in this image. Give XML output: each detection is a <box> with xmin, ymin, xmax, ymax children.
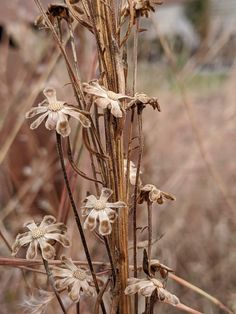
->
<box><xmin>25</xmin><ymin>222</ymin><xmax>38</xmax><ymax>232</ymax></box>
<box><xmin>139</xmin><ymin>284</ymin><xmax>156</xmax><ymax>297</ymax></box>
<box><xmin>62</xmin><ymin>108</ymin><xmax>91</xmax><ymax>128</ymax></box>
<box><xmin>98</xmin><ymin>210</ymin><xmax>111</xmax><ymax>236</ymax></box>
<box><xmin>45</xmin><ymin>223</ymin><xmax>67</xmax><ymax>233</ymax></box>
<box><xmin>40</xmin><ymin>215</ymin><xmax>56</xmax><ymax>228</ymax></box>
<box><xmin>105</xmin><ymin>208</ymin><xmax>117</xmax><ymax>223</ymax></box>
<box><xmin>26</xmin><ymin>240</ymin><xmax>38</xmax><ymax>259</ymax></box>
<box><xmin>80</xmin><ymin>280</ymin><xmax>95</xmax><ymax>296</ymax></box>
<box><xmin>69</xmin><ymin>281</ymin><xmax>82</xmax><ymax>302</ymax></box>
<box><xmin>83</xmin><ymin>210</ymin><xmax>98</xmax><ymax>232</ymax></box>
<box><xmin>53</xmin><ymin>267</ymin><xmax>73</xmax><ymax>278</ymax></box>
<box><xmin>55</xmin><ymin>277</ymin><xmax>75</xmax><ymax>291</ymax></box>
<box><xmin>30</xmin><ymin>112</ymin><xmax>49</xmax><ymax>129</ymax></box>
<box><xmin>83</xmin><ymin>82</ymin><xmax>108</xmax><ymax>98</ymax></box>
<box><xmin>141</xmin><ymin>184</ymin><xmax>154</xmax><ymax>192</ymax></box>
<box><xmin>45</xmin><ymin>112</ymin><xmax>58</xmax><ymax>130</ymax></box>
<box><xmin>56</xmin><ymin>113</ymin><xmax>71</xmax><ymax>137</ymax></box>
<box><xmin>44</xmin><ymin>233</ymin><xmax>70</xmax><ymax>247</ymax></box>
<box><xmin>25</xmin><ymin>106</ymin><xmax>48</xmax><ymax>118</ymax></box>
<box><xmin>100</xmin><ymin>188</ymin><xmax>113</xmax><ymax>202</ymax></box>
<box><xmin>18</xmin><ymin>234</ymin><xmax>32</xmax><ymax>246</ymax></box>
<box><xmin>149</xmin><ymin>189</ymin><xmax>161</xmax><ymax>202</ymax></box>
<box><xmin>43</xmin><ymin>87</ymin><xmax>57</xmax><ymax>102</ymax></box>
<box><xmin>95</xmin><ymin>97</ymin><xmax>111</xmax><ymax>109</ymax></box>
<box><xmin>110</xmin><ymin>100</ymin><xmax>123</xmax><ymax>118</ymax></box>
<box><xmin>38</xmin><ymin>239</ymin><xmax>55</xmax><ymax>260</ymax></box>
<box><xmin>83</xmin><ymin>195</ymin><xmax>98</xmax><ymax>208</ymax></box>
<box><xmin>106</xmin><ymin>201</ymin><xmax>126</xmax><ymax>208</ymax></box>
<box><xmin>61</xmin><ymin>256</ymin><xmax>78</xmax><ymax>272</ymax></box>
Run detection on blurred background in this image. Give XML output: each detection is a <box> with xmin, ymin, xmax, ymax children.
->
<box><xmin>0</xmin><ymin>0</ymin><xmax>235</xmax><ymax>313</ymax></box>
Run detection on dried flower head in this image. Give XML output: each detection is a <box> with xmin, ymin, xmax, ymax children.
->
<box><xmin>12</xmin><ymin>215</ymin><xmax>70</xmax><ymax>260</ymax></box>
<box><xmin>125</xmin><ymin>277</ymin><xmax>179</xmax><ymax>305</ymax></box>
<box><xmin>149</xmin><ymin>259</ymin><xmax>174</xmax><ymax>278</ymax></box>
<box><xmin>124</xmin><ymin>159</ymin><xmax>142</xmax><ymax>186</ymax></box>
<box><xmin>138</xmin><ymin>184</ymin><xmax>176</xmax><ymax>204</ymax></box>
<box><xmin>35</xmin><ymin>4</ymin><xmax>73</xmax><ymax>29</ymax></box>
<box><xmin>83</xmin><ymin>81</ymin><xmax>133</xmax><ymax>118</ymax></box>
<box><xmin>127</xmin><ymin>93</ymin><xmax>161</xmax><ymax>111</ymax></box>
<box><xmin>82</xmin><ymin>188</ymin><xmax>126</xmax><ymax>235</ymax></box>
<box><xmin>122</xmin><ymin>0</ymin><xmax>162</xmax><ymax>20</ymax></box>
<box><xmin>53</xmin><ymin>256</ymin><xmax>96</xmax><ymax>302</ymax></box>
<box><xmin>25</xmin><ymin>87</ymin><xmax>91</xmax><ymax>137</ymax></box>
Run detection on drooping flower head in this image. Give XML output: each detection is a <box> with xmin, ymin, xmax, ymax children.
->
<box><xmin>82</xmin><ymin>188</ymin><xmax>126</xmax><ymax>235</ymax></box>
<box><xmin>12</xmin><ymin>215</ymin><xmax>70</xmax><ymax>260</ymax></box>
<box><xmin>25</xmin><ymin>87</ymin><xmax>91</xmax><ymax>137</ymax></box>
<box><xmin>53</xmin><ymin>256</ymin><xmax>95</xmax><ymax>302</ymax></box>
<box><xmin>138</xmin><ymin>184</ymin><xmax>175</xmax><ymax>204</ymax></box>
<box><xmin>83</xmin><ymin>81</ymin><xmax>133</xmax><ymax>118</ymax></box>
<box><xmin>125</xmin><ymin>277</ymin><xmax>179</xmax><ymax>306</ymax></box>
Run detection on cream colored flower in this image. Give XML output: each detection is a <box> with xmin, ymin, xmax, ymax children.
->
<box><xmin>124</xmin><ymin>159</ymin><xmax>142</xmax><ymax>186</ymax></box>
<box><xmin>82</xmin><ymin>188</ymin><xmax>126</xmax><ymax>235</ymax></box>
<box><xmin>25</xmin><ymin>87</ymin><xmax>91</xmax><ymax>137</ymax></box>
<box><xmin>53</xmin><ymin>256</ymin><xmax>95</xmax><ymax>302</ymax></box>
<box><xmin>12</xmin><ymin>215</ymin><xmax>70</xmax><ymax>260</ymax></box>
<box><xmin>125</xmin><ymin>277</ymin><xmax>179</xmax><ymax>305</ymax></box>
<box><xmin>138</xmin><ymin>184</ymin><xmax>176</xmax><ymax>204</ymax></box>
<box><xmin>83</xmin><ymin>81</ymin><xmax>133</xmax><ymax>118</ymax></box>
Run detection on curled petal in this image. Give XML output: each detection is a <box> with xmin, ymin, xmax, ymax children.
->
<box><xmin>95</xmin><ymin>97</ymin><xmax>111</xmax><ymax>109</ymax></box>
<box><xmin>139</xmin><ymin>284</ymin><xmax>156</xmax><ymax>297</ymax></box>
<box><xmin>106</xmin><ymin>201</ymin><xmax>126</xmax><ymax>208</ymax></box>
<box><xmin>38</xmin><ymin>239</ymin><xmax>55</xmax><ymax>260</ymax></box>
<box><xmin>80</xmin><ymin>280</ymin><xmax>95</xmax><ymax>297</ymax></box>
<box><xmin>55</xmin><ymin>277</ymin><xmax>75</xmax><ymax>291</ymax></box>
<box><xmin>25</xmin><ymin>106</ymin><xmax>47</xmax><ymax>118</ymax></box>
<box><xmin>61</xmin><ymin>256</ymin><xmax>78</xmax><ymax>272</ymax></box>
<box><xmin>62</xmin><ymin>108</ymin><xmax>91</xmax><ymax>128</ymax></box>
<box><xmin>149</xmin><ymin>189</ymin><xmax>161</xmax><ymax>203</ymax></box>
<box><xmin>25</xmin><ymin>222</ymin><xmax>38</xmax><ymax>232</ymax></box>
<box><xmin>44</xmin><ymin>233</ymin><xmax>70</xmax><ymax>247</ymax></box>
<box><xmin>83</xmin><ymin>82</ymin><xmax>108</xmax><ymax>98</ymax></box>
<box><xmin>56</xmin><ymin>113</ymin><xmax>71</xmax><ymax>137</ymax></box>
<box><xmin>84</xmin><ymin>210</ymin><xmax>98</xmax><ymax>232</ymax></box>
<box><xmin>45</xmin><ymin>223</ymin><xmax>67</xmax><ymax>233</ymax></box>
<box><xmin>30</xmin><ymin>112</ymin><xmax>49</xmax><ymax>129</ymax></box>
<box><xmin>98</xmin><ymin>211</ymin><xmax>111</xmax><ymax>236</ymax></box>
<box><xmin>45</xmin><ymin>112</ymin><xmax>58</xmax><ymax>130</ymax></box>
<box><xmin>53</xmin><ymin>267</ymin><xmax>73</xmax><ymax>278</ymax></box>
<box><xmin>110</xmin><ymin>100</ymin><xmax>123</xmax><ymax>118</ymax></box>
<box><xmin>43</xmin><ymin>87</ymin><xmax>57</xmax><ymax>102</ymax></box>
<box><xmin>83</xmin><ymin>195</ymin><xmax>98</xmax><ymax>209</ymax></box>
<box><xmin>69</xmin><ymin>281</ymin><xmax>81</xmax><ymax>302</ymax></box>
<box><xmin>12</xmin><ymin>240</ymin><xmax>22</xmax><ymax>256</ymax></box>
<box><xmin>105</xmin><ymin>208</ymin><xmax>117</xmax><ymax>223</ymax></box>
<box><xmin>26</xmin><ymin>240</ymin><xmax>38</xmax><ymax>259</ymax></box>
<box><xmin>100</xmin><ymin>188</ymin><xmax>113</xmax><ymax>202</ymax></box>
<box><xmin>40</xmin><ymin>215</ymin><xmax>57</xmax><ymax>228</ymax></box>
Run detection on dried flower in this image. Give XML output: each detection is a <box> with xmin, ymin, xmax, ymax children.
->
<box><xmin>12</xmin><ymin>215</ymin><xmax>70</xmax><ymax>260</ymax></box>
<box><xmin>83</xmin><ymin>81</ymin><xmax>133</xmax><ymax>118</ymax></box>
<box><xmin>127</xmin><ymin>93</ymin><xmax>161</xmax><ymax>111</ymax></box>
<box><xmin>21</xmin><ymin>289</ymin><xmax>54</xmax><ymax>314</ymax></box>
<box><xmin>138</xmin><ymin>184</ymin><xmax>175</xmax><ymax>204</ymax></box>
<box><xmin>124</xmin><ymin>159</ymin><xmax>142</xmax><ymax>186</ymax></box>
<box><xmin>82</xmin><ymin>188</ymin><xmax>126</xmax><ymax>235</ymax></box>
<box><xmin>122</xmin><ymin>0</ymin><xmax>162</xmax><ymax>20</ymax></box>
<box><xmin>149</xmin><ymin>259</ymin><xmax>174</xmax><ymax>278</ymax></box>
<box><xmin>35</xmin><ymin>4</ymin><xmax>73</xmax><ymax>29</ymax></box>
<box><xmin>53</xmin><ymin>256</ymin><xmax>95</xmax><ymax>302</ymax></box>
<box><xmin>125</xmin><ymin>277</ymin><xmax>179</xmax><ymax>305</ymax></box>
<box><xmin>25</xmin><ymin>87</ymin><xmax>91</xmax><ymax>137</ymax></box>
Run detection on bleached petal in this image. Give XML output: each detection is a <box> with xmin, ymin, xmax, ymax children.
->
<box><xmin>25</xmin><ymin>106</ymin><xmax>48</xmax><ymax>118</ymax></box>
<box><xmin>100</xmin><ymin>188</ymin><xmax>113</xmax><ymax>202</ymax></box>
<box><xmin>83</xmin><ymin>210</ymin><xmax>98</xmax><ymax>232</ymax></box>
<box><xmin>110</xmin><ymin>100</ymin><xmax>123</xmax><ymax>118</ymax></box>
<box><xmin>62</xmin><ymin>108</ymin><xmax>91</xmax><ymax>128</ymax></box>
<box><xmin>30</xmin><ymin>112</ymin><xmax>49</xmax><ymax>129</ymax></box>
<box><xmin>98</xmin><ymin>210</ymin><xmax>111</xmax><ymax>235</ymax></box>
<box><xmin>95</xmin><ymin>97</ymin><xmax>111</xmax><ymax>109</ymax></box>
<box><xmin>61</xmin><ymin>256</ymin><xmax>78</xmax><ymax>272</ymax></box>
<box><xmin>26</xmin><ymin>240</ymin><xmax>38</xmax><ymax>259</ymax></box>
<box><xmin>38</xmin><ymin>239</ymin><xmax>55</xmax><ymax>260</ymax></box>
<box><xmin>106</xmin><ymin>201</ymin><xmax>126</xmax><ymax>208</ymax></box>
<box><xmin>45</xmin><ymin>112</ymin><xmax>58</xmax><ymax>130</ymax></box>
<box><xmin>44</xmin><ymin>233</ymin><xmax>70</xmax><ymax>247</ymax></box>
<box><xmin>40</xmin><ymin>215</ymin><xmax>57</xmax><ymax>228</ymax></box>
<box><xmin>56</xmin><ymin>112</ymin><xmax>71</xmax><ymax>137</ymax></box>
<box><xmin>69</xmin><ymin>281</ymin><xmax>82</xmax><ymax>302</ymax></box>
<box><xmin>105</xmin><ymin>208</ymin><xmax>117</xmax><ymax>223</ymax></box>
<box><xmin>43</xmin><ymin>87</ymin><xmax>57</xmax><ymax>102</ymax></box>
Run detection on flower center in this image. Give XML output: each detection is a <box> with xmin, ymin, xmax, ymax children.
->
<box><xmin>48</xmin><ymin>102</ymin><xmax>64</xmax><ymax>112</ymax></box>
<box><xmin>73</xmin><ymin>269</ymin><xmax>86</xmax><ymax>281</ymax></box>
<box><xmin>94</xmin><ymin>200</ymin><xmax>106</xmax><ymax>210</ymax></box>
<box><xmin>31</xmin><ymin>227</ymin><xmax>45</xmax><ymax>239</ymax></box>
<box><xmin>106</xmin><ymin>90</ymin><xmax>120</xmax><ymax>101</ymax></box>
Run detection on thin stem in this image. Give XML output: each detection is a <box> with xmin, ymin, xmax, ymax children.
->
<box><xmin>56</xmin><ymin>133</ymin><xmax>106</xmax><ymax>314</ymax></box>
<box><xmin>41</xmin><ymin>256</ymin><xmax>66</xmax><ymax>314</ymax></box>
<box><xmin>147</xmin><ymin>200</ymin><xmax>152</xmax><ymax>263</ymax></box>
<box><xmin>104</xmin><ymin>236</ymin><xmax>116</xmax><ymax>285</ymax></box>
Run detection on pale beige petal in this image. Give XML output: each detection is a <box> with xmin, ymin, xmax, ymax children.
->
<box><xmin>53</xmin><ymin>267</ymin><xmax>73</xmax><ymax>278</ymax></box>
<box><xmin>62</xmin><ymin>108</ymin><xmax>91</xmax><ymax>128</ymax></box>
<box><xmin>44</xmin><ymin>233</ymin><xmax>70</xmax><ymax>247</ymax></box>
<box><xmin>45</xmin><ymin>223</ymin><xmax>67</xmax><ymax>233</ymax></box>
<box><xmin>43</xmin><ymin>87</ymin><xmax>57</xmax><ymax>102</ymax></box>
<box><xmin>106</xmin><ymin>201</ymin><xmax>126</xmax><ymax>208</ymax></box>
<box><xmin>95</xmin><ymin>97</ymin><xmax>111</xmax><ymax>109</ymax></box>
<box><xmin>110</xmin><ymin>100</ymin><xmax>123</xmax><ymax>118</ymax></box>
<box><xmin>84</xmin><ymin>210</ymin><xmax>98</xmax><ymax>232</ymax></box>
<box><xmin>25</xmin><ymin>106</ymin><xmax>48</xmax><ymax>118</ymax></box>
<box><xmin>139</xmin><ymin>283</ymin><xmax>156</xmax><ymax>297</ymax></box>
<box><xmin>55</xmin><ymin>277</ymin><xmax>75</xmax><ymax>291</ymax></box>
<box><xmin>61</xmin><ymin>256</ymin><xmax>78</xmax><ymax>272</ymax></box>
<box><xmin>69</xmin><ymin>280</ymin><xmax>81</xmax><ymax>302</ymax></box>
<box><xmin>30</xmin><ymin>112</ymin><xmax>49</xmax><ymax>129</ymax></box>
<box><xmin>100</xmin><ymin>188</ymin><xmax>113</xmax><ymax>202</ymax></box>
<box><xmin>25</xmin><ymin>222</ymin><xmax>38</xmax><ymax>232</ymax></box>
<box><xmin>26</xmin><ymin>240</ymin><xmax>38</xmax><ymax>259</ymax></box>
<box><xmin>80</xmin><ymin>280</ymin><xmax>95</xmax><ymax>296</ymax></box>
<box><xmin>82</xmin><ymin>195</ymin><xmax>98</xmax><ymax>209</ymax></box>
<box><xmin>141</xmin><ymin>184</ymin><xmax>154</xmax><ymax>192</ymax></box>
<box><xmin>83</xmin><ymin>82</ymin><xmax>108</xmax><ymax>98</ymax></box>
<box><xmin>39</xmin><ymin>215</ymin><xmax>56</xmax><ymax>228</ymax></box>
<box><xmin>38</xmin><ymin>239</ymin><xmax>55</xmax><ymax>260</ymax></box>
<box><xmin>45</xmin><ymin>112</ymin><xmax>59</xmax><ymax>130</ymax></box>
<box><xmin>18</xmin><ymin>234</ymin><xmax>32</xmax><ymax>246</ymax></box>
<box><xmin>149</xmin><ymin>189</ymin><xmax>161</xmax><ymax>202</ymax></box>
<box><xmin>56</xmin><ymin>113</ymin><xmax>71</xmax><ymax>137</ymax></box>
<box><xmin>105</xmin><ymin>208</ymin><xmax>117</xmax><ymax>223</ymax></box>
<box><xmin>98</xmin><ymin>210</ymin><xmax>111</xmax><ymax>235</ymax></box>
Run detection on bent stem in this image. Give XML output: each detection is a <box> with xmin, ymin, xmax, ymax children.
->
<box><xmin>55</xmin><ymin>133</ymin><xmax>106</xmax><ymax>314</ymax></box>
<box><xmin>41</xmin><ymin>254</ymin><xmax>66</xmax><ymax>314</ymax></box>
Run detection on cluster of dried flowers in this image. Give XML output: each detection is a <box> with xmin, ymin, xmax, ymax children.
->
<box><xmin>9</xmin><ymin>0</ymin><xmax>183</xmax><ymax>312</ymax></box>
